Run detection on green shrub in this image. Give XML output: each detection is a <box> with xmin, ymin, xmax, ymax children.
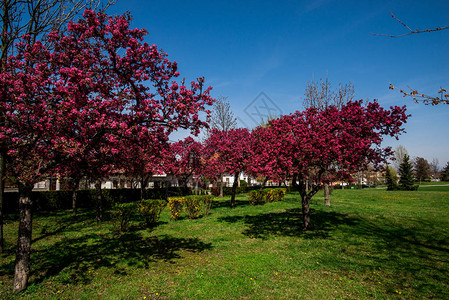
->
<box><xmin>110</xmin><ymin>202</ymin><xmax>136</xmax><ymax>233</ymax></box>
<box><xmin>239</xmin><ymin>180</ymin><xmax>248</xmax><ymax>188</ymax></box>
<box><xmin>168</xmin><ymin>197</ymin><xmax>185</xmax><ymax>220</ymax></box>
<box><xmin>274</xmin><ymin>188</ymin><xmax>286</xmax><ymax>201</ymax></box>
<box><xmin>265</xmin><ymin>189</ymin><xmax>276</xmax><ymax>203</ymax></box>
<box><xmin>200</xmin><ymin>195</ymin><xmax>214</xmax><ymax>215</ymax></box>
<box><xmin>184</xmin><ymin>195</ymin><xmax>203</xmax><ymax>219</ymax></box>
<box><xmin>137</xmin><ymin>199</ymin><xmax>166</xmax><ymax>227</ymax></box>
<box><xmin>248</xmin><ymin>190</ymin><xmax>267</xmax><ymax>205</ymax></box>
<box><xmin>211</xmin><ymin>186</ymin><xmax>220</xmax><ymax>197</ymax></box>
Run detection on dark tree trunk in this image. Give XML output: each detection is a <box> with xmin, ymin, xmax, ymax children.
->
<box><xmin>324</xmin><ymin>182</ymin><xmax>330</xmax><ymax>206</ymax></box>
<box><xmin>95</xmin><ymin>179</ymin><xmax>103</xmax><ymax>223</ymax></box>
<box><xmin>140</xmin><ymin>176</ymin><xmax>150</xmax><ymax>201</ymax></box>
<box><xmin>292</xmin><ymin>174</ymin><xmax>320</xmax><ymax>230</ymax></box>
<box><xmin>13</xmin><ymin>181</ymin><xmax>34</xmax><ymax>293</ymax></box>
<box><xmin>0</xmin><ymin>151</ymin><xmax>5</xmax><ymax>253</ymax></box>
<box><xmin>219</xmin><ymin>174</ymin><xmax>224</xmax><ymax>198</ymax></box>
<box><xmin>301</xmin><ymin>194</ymin><xmax>311</xmax><ymax>230</ymax></box>
<box><xmin>262</xmin><ymin>177</ymin><xmax>268</xmax><ymax>187</ymax></box>
<box><xmin>230</xmin><ymin>172</ymin><xmax>240</xmax><ymax>208</ymax></box>
<box><xmin>72</xmin><ymin>177</ymin><xmax>80</xmax><ymax>214</ymax></box>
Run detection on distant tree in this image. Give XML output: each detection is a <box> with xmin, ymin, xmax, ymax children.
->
<box><xmin>210</xmin><ymin>96</ymin><xmax>237</xmax><ymax>132</ymax></box>
<box><xmin>303</xmin><ymin>76</ymin><xmax>355</xmax><ymax>110</ymax></box>
<box><xmin>393</xmin><ymin>145</ymin><xmax>408</xmax><ymax>171</ymax></box>
<box><xmin>440</xmin><ymin>162</ymin><xmax>449</xmax><ymax>181</ymax></box>
<box><xmin>430</xmin><ymin>158</ymin><xmax>440</xmax><ymax>178</ymax></box>
<box><xmin>303</xmin><ymin>76</ymin><xmax>355</xmax><ymax>206</ymax></box>
<box><xmin>398</xmin><ymin>154</ymin><xmax>416</xmax><ymax>190</ymax></box>
<box><xmin>372</xmin><ymin>11</ymin><xmax>449</xmax><ymax>105</ymax></box>
<box><xmin>203</xmin><ymin>128</ymin><xmax>252</xmax><ymax>207</ymax></box>
<box><xmin>414</xmin><ymin>157</ymin><xmax>431</xmax><ymax>183</ymax></box>
<box><xmin>385</xmin><ymin>165</ymin><xmax>398</xmax><ymax>191</ymax></box>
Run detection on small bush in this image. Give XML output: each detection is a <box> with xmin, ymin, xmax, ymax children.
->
<box><xmin>111</xmin><ymin>202</ymin><xmax>136</xmax><ymax>233</ymax></box>
<box><xmin>211</xmin><ymin>186</ymin><xmax>220</xmax><ymax>197</ymax></box>
<box><xmin>265</xmin><ymin>189</ymin><xmax>276</xmax><ymax>203</ymax></box>
<box><xmin>274</xmin><ymin>188</ymin><xmax>286</xmax><ymax>201</ymax></box>
<box><xmin>184</xmin><ymin>196</ymin><xmax>203</xmax><ymax>219</ymax></box>
<box><xmin>137</xmin><ymin>199</ymin><xmax>166</xmax><ymax>227</ymax></box>
<box><xmin>239</xmin><ymin>180</ymin><xmax>248</xmax><ymax>188</ymax></box>
<box><xmin>168</xmin><ymin>197</ymin><xmax>185</xmax><ymax>220</ymax></box>
<box><xmin>200</xmin><ymin>195</ymin><xmax>214</xmax><ymax>215</ymax></box>
<box><xmin>248</xmin><ymin>190</ymin><xmax>266</xmax><ymax>205</ymax></box>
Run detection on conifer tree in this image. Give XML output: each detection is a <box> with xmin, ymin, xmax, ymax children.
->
<box><xmin>385</xmin><ymin>165</ymin><xmax>398</xmax><ymax>191</ymax></box>
<box><xmin>440</xmin><ymin>162</ymin><xmax>449</xmax><ymax>181</ymax></box>
<box><xmin>398</xmin><ymin>154</ymin><xmax>416</xmax><ymax>190</ymax></box>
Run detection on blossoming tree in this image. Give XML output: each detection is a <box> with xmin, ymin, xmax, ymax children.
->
<box><xmin>204</xmin><ymin>128</ymin><xmax>253</xmax><ymax>207</ymax></box>
<box><xmin>258</xmin><ymin>101</ymin><xmax>408</xmax><ymax>229</ymax></box>
<box><xmin>0</xmin><ymin>10</ymin><xmax>214</xmax><ymax>292</ymax></box>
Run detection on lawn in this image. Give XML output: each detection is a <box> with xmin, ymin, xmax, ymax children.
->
<box><xmin>1</xmin><ymin>188</ymin><xmax>448</xmax><ymax>299</ymax></box>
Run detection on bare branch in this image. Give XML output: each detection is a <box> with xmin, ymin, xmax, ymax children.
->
<box><xmin>389</xmin><ymin>83</ymin><xmax>449</xmax><ymax>105</ymax></box>
<box><xmin>372</xmin><ymin>11</ymin><xmax>449</xmax><ymax>38</ymax></box>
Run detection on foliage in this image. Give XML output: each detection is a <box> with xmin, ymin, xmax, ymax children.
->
<box><xmin>440</xmin><ymin>162</ymin><xmax>449</xmax><ymax>181</ymax></box>
<box><xmin>385</xmin><ymin>165</ymin><xmax>398</xmax><ymax>191</ymax></box>
<box><xmin>137</xmin><ymin>199</ymin><xmax>166</xmax><ymax>227</ymax></box>
<box><xmin>248</xmin><ymin>190</ymin><xmax>267</xmax><ymax>205</ymax></box>
<box><xmin>203</xmin><ymin>128</ymin><xmax>253</xmax><ymax>206</ymax></box>
<box><xmin>265</xmin><ymin>188</ymin><xmax>287</xmax><ymax>202</ymax></box>
<box><xmin>110</xmin><ymin>203</ymin><xmax>136</xmax><ymax>233</ymax></box>
<box><xmin>184</xmin><ymin>196</ymin><xmax>203</xmax><ymax>219</ymax></box>
<box><xmin>210</xmin><ymin>186</ymin><xmax>220</xmax><ymax>197</ymax></box>
<box><xmin>398</xmin><ymin>154</ymin><xmax>417</xmax><ymax>191</ymax></box>
<box><xmin>167</xmin><ymin>197</ymin><xmax>185</xmax><ymax>220</ymax></box>
<box><xmin>239</xmin><ymin>180</ymin><xmax>248</xmax><ymax>188</ymax></box>
<box><xmin>164</xmin><ymin>137</ymin><xmax>203</xmax><ymax>187</ymax></box>
<box><xmin>200</xmin><ymin>195</ymin><xmax>214</xmax><ymax>216</ymax></box>
<box><xmin>251</xmin><ymin>100</ymin><xmax>409</xmax><ymax>229</ymax></box>
<box><xmin>414</xmin><ymin>157</ymin><xmax>431</xmax><ymax>183</ymax></box>
<box><xmin>3</xmin><ymin>187</ymin><xmax>191</xmax><ymax>214</ymax></box>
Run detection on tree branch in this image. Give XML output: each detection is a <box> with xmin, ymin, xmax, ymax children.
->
<box><xmin>371</xmin><ymin>11</ymin><xmax>449</xmax><ymax>38</ymax></box>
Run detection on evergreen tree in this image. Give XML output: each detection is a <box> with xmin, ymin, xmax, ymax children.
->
<box><xmin>398</xmin><ymin>154</ymin><xmax>416</xmax><ymax>190</ymax></box>
<box><xmin>440</xmin><ymin>162</ymin><xmax>449</xmax><ymax>181</ymax></box>
<box><xmin>385</xmin><ymin>165</ymin><xmax>398</xmax><ymax>190</ymax></box>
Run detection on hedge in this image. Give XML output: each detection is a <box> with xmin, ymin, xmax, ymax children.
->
<box><xmin>3</xmin><ymin>187</ymin><xmax>191</xmax><ymax>214</ymax></box>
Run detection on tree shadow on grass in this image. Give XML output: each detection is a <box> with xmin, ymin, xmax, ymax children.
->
<box><xmin>211</xmin><ymin>199</ymin><xmax>249</xmax><ymax>209</ymax></box>
<box><xmin>218</xmin><ymin>208</ymin><xmax>358</xmax><ymax>239</ymax></box>
<box><xmin>28</xmin><ymin>231</ymin><xmax>212</xmax><ymax>286</ymax></box>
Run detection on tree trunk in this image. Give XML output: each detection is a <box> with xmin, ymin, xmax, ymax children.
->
<box><xmin>219</xmin><ymin>174</ymin><xmax>224</xmax><ymax>198</ymax></box>
<box><xmin>324</xmin><ymin>182</ymin><xmax>330</xmax><ymax>206</ymax></box>
<box><xmin>140</xmin><ymin>176</ymin><xmax>149</xmax><ymax>201</ymax></box>
<box><xmin>301</xmin><ymin>194</ymin><xmax>311</xmax><ymax>230</ymax></box>
<box><xmin>72</xmin><ymin>178</ymin><xmax>80</xmax><ymax>214</ymax></box>
<box><xmin>230</xmin><ymin>172</ymin><xmax>240</xmax><ymax>208</ymax></box>
<box><xmin>95</xmin><ymin>179</ymin><xmax>103</xmax><ymax>223</ymax></box>
<box><xmin>262</xmin><ymin>177</ymin><xmax>268</xmax><ymax>187</ymax></box>
<box><xmin>0</xmin><ymin>151</ymin><xmax>5</xmax><ymax>253</ymax></box>
<box><xmin>13</xmin><ymin>181</ymin><xmax>34</xmax><ymax>293</ymax></box>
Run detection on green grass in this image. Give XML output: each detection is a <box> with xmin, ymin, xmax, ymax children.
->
<box><xmin>1</xmin><ymin>189</ymin><xmax>449</xmax><ymax>299</ymax></box>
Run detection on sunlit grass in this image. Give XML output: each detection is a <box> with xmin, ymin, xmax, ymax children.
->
<box><xmin>1</xmin><ymin>188</ymin><xmax>448</xmax><ymax>299</ymax></box>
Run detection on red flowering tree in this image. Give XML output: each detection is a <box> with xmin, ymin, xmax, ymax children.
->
<box><xmin>260</xmin><ymin>101</ymin><xmax>408</xmax><ymax>229</ymax></box>
<box><xmin>249</xmin><ymin>125</ymin><xmax>293</xmax><ymax>184</ymax></box>
<box><xmin>164</xmin><ymin>137</ymin><xmax>203</xmax><ymax>188</ymax></box>
<box><xmin>0</xmin><ymin>10</ymin><xmax>214</xmax><ymax>292</ymax></box>
<box><xmin>204</xmin><ymin>128</ymin><xmax>253</xmax><ymax>207</ymax></box>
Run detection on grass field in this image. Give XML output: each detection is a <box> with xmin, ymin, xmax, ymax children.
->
<box><xmin>1</xmin><ymin>187</ymin><xmax>448</xmax><ymax>299</ymax></box>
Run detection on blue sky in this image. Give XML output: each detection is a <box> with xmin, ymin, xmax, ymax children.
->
<box><xmin>109</xmin><ymin>0</ymin><xmax>449</xmax><ymax>167</ymax></box>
